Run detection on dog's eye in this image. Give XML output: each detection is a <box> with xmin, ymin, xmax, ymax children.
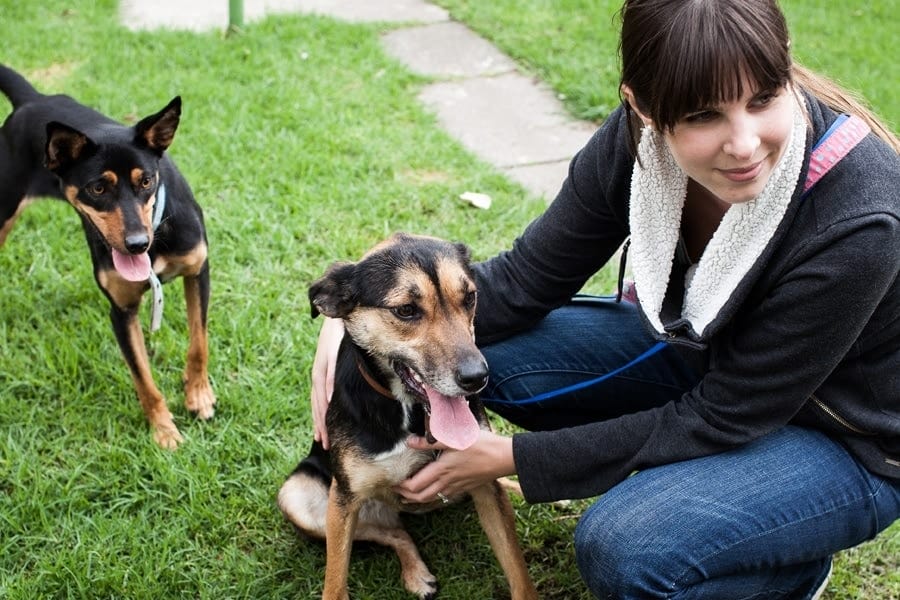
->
<box><xmin>464</xmin><ymin>290</ymin><xmax>477</xmax><ymax>310</ymax></box>
<box><xmin>140</xmin><ymin>176</ymin><xmax>153</xmax><ymax>189</ymax></box>
<box><xmin>88</xmin><ymin>182</ymin><xmax>105</xmax><ymax>196</ymax></box>
<box><xmin>392</xmin><ymin>304</ymin><xmax>418</xmax><ymax>320</ymax></box>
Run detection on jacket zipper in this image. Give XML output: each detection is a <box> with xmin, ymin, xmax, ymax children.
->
<box><xmin>810</xmin><ymin>394</ymin><xmax>876</xmax><ymax>437</ymax></box>
<box><xmin>810</xmin><ymin>396</ymin><xmax>900</xmax><ymax>468</ymax></box>
<box><xmin>615</xmin><ymin>238</ymin><xmax>631</xmax><ymax>303</ymax></box>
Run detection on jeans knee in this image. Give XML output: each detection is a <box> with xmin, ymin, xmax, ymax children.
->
<box><xmin>574</xmin><ymin>499</ymin><xmax>679</xmax><ymax>599</ymax></box>
<box><xmin>574</xmin><ymin>507</ymin><xmax>612</xmax><ymax>596</ymax></box>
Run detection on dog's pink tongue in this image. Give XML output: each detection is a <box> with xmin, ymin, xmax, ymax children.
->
<box><xmin>425</xmin><ymin>386</ymin><xmax>480</xmax><ymax>450</ymax></box>
<box><xmin>111</xmin><ymin>249</ymin><xmax>152</xmax><ymax>282</ymax></box>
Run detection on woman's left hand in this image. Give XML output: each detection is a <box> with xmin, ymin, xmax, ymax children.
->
<box><xmin>395</xmin><ymin>430</ymin><xmax>516</xmax><ymax>502</ymax></box>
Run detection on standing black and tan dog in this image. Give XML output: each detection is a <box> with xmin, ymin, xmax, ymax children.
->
<box><xmin>0</xmin><ymin>64</ymin><xmax>214</xmax><ymax>448</ymax></box>
<box><xmin>278</xmin><ymin>233</ymin><xmax>537</xmax><ymax>600</ymax></box>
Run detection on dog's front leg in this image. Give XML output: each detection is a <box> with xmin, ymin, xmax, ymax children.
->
<box><xmin>182</xmin><ymin>263</ymin><xmax>215</xmax><ymax>419</ymax></box>
<box><xmin>323</xmin><ymin>480</ymin><xmax>359</xmax><ymax>600</ymax></box>
<box><xmin>470</xmin><ymin>481</ymin><xmax>538</xmax><ymax>600</ymax></box>
<box><xmin>109</xmin><ymin>302</ymin><xmax>183</xmax><ymax>449</ymax></box>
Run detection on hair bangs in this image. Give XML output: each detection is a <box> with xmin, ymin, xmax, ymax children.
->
<box><xmin>648</xmin><ymin>1</ymin><xmax>791</xmax><ymax>131</ymax></box>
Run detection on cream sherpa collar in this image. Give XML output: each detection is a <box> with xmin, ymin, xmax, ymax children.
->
<box><xmin>628</xmin><ymin>96</ymin><xmax>807</xmax><ymax>337</ymax></box>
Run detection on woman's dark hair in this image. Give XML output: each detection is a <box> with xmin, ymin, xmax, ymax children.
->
<box><xmin>618</xmin><ymin>0</ymin><xmax>898</xmax><ymax>153</ymax></box>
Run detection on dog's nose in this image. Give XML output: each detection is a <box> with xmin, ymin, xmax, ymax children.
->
<box><xmin>125</xmin><ymin>233</ymin><xmax>150</xmax><ymax>254</ymax></box>
<box><xmin>456</xmin><ymin>357</ymin><xmax>489</xmax><ymax>393</ymax></box>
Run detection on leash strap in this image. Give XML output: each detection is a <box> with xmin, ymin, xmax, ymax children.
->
<box><xmin>489</xmin><ymin>114</ymin><xmax>869</xmax><ymax>406</ymax></box>
<box><xmin>148</xmin><ymin>183</ymin><xmax>167</xmax><ymax>333</ymax></box>
<box><xmin>486</xmin><ymin>341</ymin><xmax>668</xmax><ymax>406</ymax></box>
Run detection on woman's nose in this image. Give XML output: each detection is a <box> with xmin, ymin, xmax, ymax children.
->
<box><xmin>723</xmin><ymin>116</ymin><xmax>760</xmax><ymax>160</ymax></box>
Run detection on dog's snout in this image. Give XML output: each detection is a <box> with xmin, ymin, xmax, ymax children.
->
<box><xmin>125</xmin><ymin>233</ymin><xmax>150</xmax><ymax>254</ymax></box>
<box><xmin>456</xmin><ymin>356</ymin><xmax>489</xmax><ymax>393</ymax></box>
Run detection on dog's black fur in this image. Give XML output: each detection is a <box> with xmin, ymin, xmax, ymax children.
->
<box><xmin>278</xmin><ymin>233</ymin><xmax>536</xmax><ymax>600</ymax></box>
<box><xmin>0</xmin><ymin>64</ymin><xmax>215</xmax><ymax>448</ymax></box>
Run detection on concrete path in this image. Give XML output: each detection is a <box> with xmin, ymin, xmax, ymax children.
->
<box><xmin>119</xmin><ymin>0</ymin><xmax>597</xmax><ymax>200</ymax></box>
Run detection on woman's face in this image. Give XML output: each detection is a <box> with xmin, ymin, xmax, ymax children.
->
<box><xmin>663</xmin><ymin>79</ymin><xmax>796</xmax><ymax>205</ymax></box>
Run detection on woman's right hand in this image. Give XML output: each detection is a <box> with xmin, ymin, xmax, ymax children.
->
<box><xmin>311</xmin><ymin>317</ymin><xmax>344</xmax><ymax>449</ymax></box>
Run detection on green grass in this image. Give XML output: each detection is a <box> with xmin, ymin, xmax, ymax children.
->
<box><xmin>0</xmin><ymin>1</ymin><xmax>897</xmax><ymax>599</ymax></box>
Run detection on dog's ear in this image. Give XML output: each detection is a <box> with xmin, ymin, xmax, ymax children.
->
<box><xmin>135</xmin><ymin>96</ymin><xmax>181</xmax><ymax>155</ymax></box>
<box><xmin>453</xmin><ymin>241</ymin><xmax>472</xmax><ymax>265</ymax></box>
<box><xmin>45</xmin><ymin>122</ymin><xmax>97</xmax><ymax>172</ymax></box>
<box><xmin>308</xmin><ymin>262</ymin><xmax>357</xmax><ymax>319</ymax></box>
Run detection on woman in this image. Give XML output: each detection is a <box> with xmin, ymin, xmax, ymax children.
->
<box><xmin>311</xmin><ymin>1</ymin><xmax>900</xmax><ymax>597</ymax></box>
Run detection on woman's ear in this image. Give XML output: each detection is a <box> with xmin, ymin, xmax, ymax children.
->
<box><xmin>620</xmin><ymin>84</ymin><xmax>653</xmax><ymax>127</ymax></box>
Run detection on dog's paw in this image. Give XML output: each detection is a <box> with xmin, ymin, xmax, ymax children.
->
<box><xmin>420</xmin><ymin>586</ymin><xmax>439</xmax><ymax>600</ymax></box>
<box><xmin>184</xmin><ymin>379</ymin><xmax>216</xmax><ymax>420</ymax></box>
<box><xmin>403</xmin><ymin>565</ymin><xmax>438</xmax><ymax>600</ymax></box>
<box><xmin>153</xmin><ymin>424</ymin><xmax>184</xmax><ymax>449</ymax></box>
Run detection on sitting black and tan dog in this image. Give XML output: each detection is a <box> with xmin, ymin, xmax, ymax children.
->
<box><xmin>0</xmin><ymin>64</ymin><xmax>214</xmax><ymax>448</ymax></box>
<box><xmin>278</xmin><ymin>233</ymin><xmax>537</xmax><ymax>600</ymax></box>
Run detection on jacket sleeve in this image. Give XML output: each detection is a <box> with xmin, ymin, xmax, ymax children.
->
<box><xmin>513</xmin><ymin>211</ymin><xmax>900</xmax><ymax>503</ymax></box>
<box><xmin>472</xmin><ymin>108</ymin><xmax>634</xmax><ymax>344</ymax></box>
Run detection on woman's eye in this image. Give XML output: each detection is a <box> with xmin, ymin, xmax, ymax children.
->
<box><xmin>392</xmin><ymin>304</ymin><xmax>418</xmax><ymax>319</ymax></box>
<box><xmin>753</xmin><ymin>90</ymin><xmax>778</xmax><ymax>108</ymax></box>
<box><xmin>684</xmin><ymin>110</ymin><xmax>717</xmax><ymax>123</ymax></box>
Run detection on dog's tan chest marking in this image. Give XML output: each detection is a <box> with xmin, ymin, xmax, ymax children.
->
<box><xmin>344</xmin><ymin>441</ymin><xmax>430</xmax><ymax>498</ymax></box>
<box><xmin>153</xmin><ymin>243</ymin><xmax>209</xmax><ymax>280</ymax></box>
<box><xmin>97</xmin><ymin>269</ymin><xmax>147</xmax><ymax>308</ymax></box>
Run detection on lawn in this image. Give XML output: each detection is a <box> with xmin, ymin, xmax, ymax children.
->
<box><xmin>0</xmin><ymin>1</ymin><xmax>897</xmax><ymax>599</ymax></box>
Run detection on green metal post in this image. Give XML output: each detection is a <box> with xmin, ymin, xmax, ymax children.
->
<box><xmin>229</xmin><ymin>0</ymin><xmax>244</xmax><ymax>31</ymax></box>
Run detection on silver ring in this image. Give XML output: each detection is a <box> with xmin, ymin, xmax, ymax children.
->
<box><xmin>436</xmin><ymin>492</ymin><xmax>449</xmax><ymax>504</ymax></box>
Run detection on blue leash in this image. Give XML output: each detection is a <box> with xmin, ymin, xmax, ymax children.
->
<box><xmin>485</xmin><ymin>340</ymin><xmax>668</xmax><ymax>405</ymax></box>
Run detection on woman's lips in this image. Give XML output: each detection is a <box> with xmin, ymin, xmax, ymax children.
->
<box><xmin>719</xmin><ymin>161</ymin><xmax>763</xmax><ymax>182</ymax></box>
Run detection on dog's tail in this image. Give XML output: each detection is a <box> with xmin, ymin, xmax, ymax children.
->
<box><xmin>0</xmin><ymin>64</ymin><xmax>42</xmax><ymax>108</ymax></box>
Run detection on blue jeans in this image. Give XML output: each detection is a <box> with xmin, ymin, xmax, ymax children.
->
<box><xmin>480</xmin><ymin>297</ymin><xmax>900</xmax><ymax>599</ymax></box>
